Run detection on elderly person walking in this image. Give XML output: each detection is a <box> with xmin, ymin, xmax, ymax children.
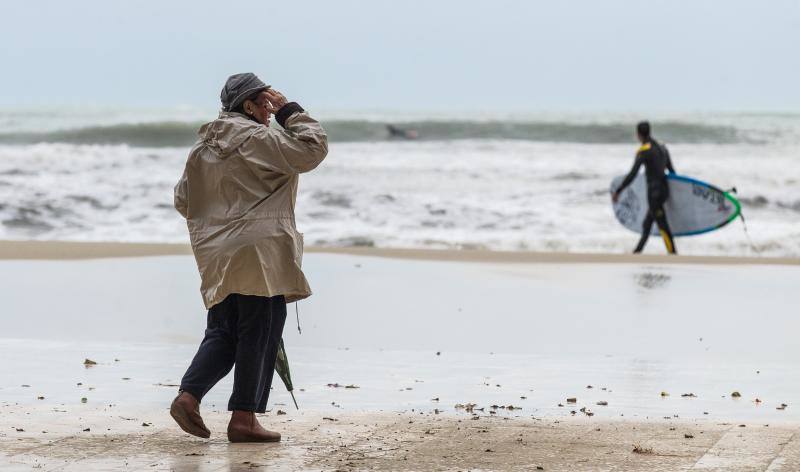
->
<box><xmin>170</xmin><ymin>73</ymin><xmax>327</xmax><ymax>442</ymax></box>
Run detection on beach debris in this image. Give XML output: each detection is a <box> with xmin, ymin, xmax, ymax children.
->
<box><xmin>436</xmin><ymin>351</ymin><xmax>441</xmax><ymax>356</ymax></box>
<box><xmin>520</xmin><ymin>396</ymin><xmax>527</xmax><ymax>400</ymax></box>
<box><xmin>557</xmin><ymin>403</ymin><xmax>564</xmax><ymax>407</ymax></box>
<box><xmin>632</xmin><ymin>444</ymin><xmax>654</xmax><ymax>454</ymax></box>
<box><xmin>586</xmin><ymin>385</ymin><xmax>593</xmax><ymax>389</ymax></box>
<box><xmin>77</xmin><ymin>382</ymin><xmax>82</xmax><ymax>386</ymax></box>
<box><xmin>37</xmin><ymin>396</ymin><xmax>44</xmax><ymax>400</ymax></box>
<box><xmin>755</xmin><ymin>398</ymin><xmax>762</xmax><ymax>404</ymax></box>
<box><xmin>277</xmin><ymin>410</ymin><xmax>287</xmax><ymax>415</ymax></box>
<box><xmin>81</xmin><ymin>397</ymin><xmax>87</xmax><ymax>403</ymax></box>
<box><xmin>681</xmin><ymin>393</ymin><xmax>697</xmax><ymax>397</ymax></box>
<box><xmin>570</xmin><ymin>410</ymin><xmax>577</xmax><ymax>415</ymax></box>
<box><xmin>154</xmin><ymin>383</ymin><xmax>180</xmax><ymax>387</ymax></box>
<box><xmin>579</xmin><ymin>407</ymin><xmax>594</xmax><ymax>416</ymax></box>
<box><xmin>777</xmin><ymin>403</ymin><xmax>788</xmax><ymax>410</ymax></box>
<box><xmin>536</xmin><ymin>467</ymin><xmax>544</xmax><ymax>470</ymax></box>
<box><xmin>739</xmin><ymin>424</ymin><xmax>746</xmax><ymax>427</ymax></box>
<box><xmin>660</xmin><ymin>391</ymin><xmax>669</xmax><ymax>397</ymax></box>
<box><xmin>322</xmin><ymin>417</ymin><xmax>337</xmax><ymax>421</ymax></box>
<box><xmin>731</xmin><ymin>391</ymin><xmax>742</xmax><ymax>398</ymax></box>
<box><xmin>684</xmin><ymin>434</ymin><xmax>694</xmax><ymax>439</ymax></box>
<box><xmin>185</xmin><ymin>453</ymin><xmax>204</xmax><ymax>456</ymax></box>
<box><xmin>142</xmin><ymin>422</ymin><xmax>151</xmax><ymax>427</ymax></box>
<box><xmin>83</xmin><ymin>359</ymin><xmax>97</xmax><ymax>366</ymax></box>
<box><xmin>471</xmin><ymin>415</ymin><xmax>480</xmax><ymax>420</ymax></box>
<box><xmin>121</xmin><ymin>377</ymin><xmax>130</xmax><ymax>381</ymax></box>
<box><xmin>703</xmin><ymin>412</ymin><xmax>709</xmax><ymax>415</ymax></box>
<box><xmin>566</xmin><ymin>397</ymin><xmax>577</xmax><ymax>403</ymax></box>
<box><xmin>596</xmin><ymin>401</ymin><xmax>608</xmax><ymax>406</ymax></box>
<box><xmin>15</xmin><ymin>428</ymin><xmax>24</xmax><ymax>432</ymax></box>
<box><xmin>431</xmin><ymin>397</ymin><xmax>440</xmax><ymax>402</ymax></box>
<box><xmin>455</xmin><ymin>403</ymin><xmax>478</xmax><ymax>413</ymax></box>
<box><xmin>434</xmin><ymin>409</ymin><xmax>441</xmax><ymax>414</ymax></box>
<box><xmin>326</xmin><ymin>383</ymin><xmax>359</xmax><ymax>389</ymax></box>
<box><xmin>485</xmin><ymin>448</ymin><xmax>494</xmax><ymax>453</ymax></box>
<box><xmin>83</xmin><ymin>428</ymin><xmax>90</xmax><ymax>432</ymax></box>
<box><xmin>21</xmin><ymin>384</ymin><xmax>30</xmax><ymax>388</ymax></box>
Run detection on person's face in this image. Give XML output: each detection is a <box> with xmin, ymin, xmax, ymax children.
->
<box><xmin>243</xmin><ymin>91</ymin><xmax>272</xmax><ymax>126</ymax></box>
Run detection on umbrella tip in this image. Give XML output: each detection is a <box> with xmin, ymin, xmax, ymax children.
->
<box><xmin>290</xmin><ymin>391</ymin><xmax>299</xmax><ymax>410</ymax></box>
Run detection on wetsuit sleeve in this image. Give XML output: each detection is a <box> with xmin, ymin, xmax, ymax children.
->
<box><xmin>616</xmin><ymin>153</ymin><xmax>644</xmax><ymax>194</ymax></box>
<box><xmin>664</xmin><ymin>145</ymin><xmax>676</xmax><ymax>174</ymax></box>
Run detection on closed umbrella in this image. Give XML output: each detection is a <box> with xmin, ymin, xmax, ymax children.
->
<box><xmin>275</xmin><ymin>338</ymin><xmax>299</xmax><ymax>409</ymax></box>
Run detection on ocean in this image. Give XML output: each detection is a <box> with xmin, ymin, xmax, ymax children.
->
<box><xmin>0</xmin><ymin>108</ymin><xmax>798</xmax><ymax>256</ymax></box>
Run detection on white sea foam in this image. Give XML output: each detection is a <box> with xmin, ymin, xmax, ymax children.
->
<box><xmin>0</xmin><ymin>134</ymin><xmax>797</xmax><ymax>256</ymax></box>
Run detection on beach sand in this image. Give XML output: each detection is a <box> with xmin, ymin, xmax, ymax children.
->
<box><xmin>1</xmin><ymin>241</ymin><xmax>798</xmax><ymax>470</ymax></box>
<box><xmin>4</xmin><ymin>405</ymin><xmax>800</xmax><ymax>471</ymax></box>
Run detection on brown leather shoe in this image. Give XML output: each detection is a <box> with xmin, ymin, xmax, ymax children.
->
<box><xmin>170</xmin><ymin>391</ymin><xmax>211</xmax><ymax>439</ymax></box>
<box><xmin>227</xmin><ymin>410</ymin><xmax>281</xmax><ymax>443</ymax></box>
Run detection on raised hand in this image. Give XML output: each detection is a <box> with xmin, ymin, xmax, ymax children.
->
<box><xmin>264</xmin><ymin>89</ymin><xmax>289</xmax><ymax>114</ymax></box>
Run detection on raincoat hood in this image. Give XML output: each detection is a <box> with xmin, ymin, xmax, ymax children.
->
<box><xmin>197</xmin><ymin>112</ymin><xmax>258</xmax><ymax>158</ymax></box>
<box><xmin>175</xmin><ymin>105</ymin><xmax>328</xmax><ymax>308</ymax></box>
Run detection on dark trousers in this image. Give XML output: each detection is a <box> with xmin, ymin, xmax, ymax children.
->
<box><xmin>180</xmin><ymin>293</ymin><xmax>287</xmax><ymax>413</ymax></box>
<box><xmin>635</xmin><ymin>186</ymin><xmax>677</xmax><ymax>254</ymax></box>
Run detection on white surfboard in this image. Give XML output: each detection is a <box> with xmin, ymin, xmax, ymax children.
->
<box><xmin>610</xmin><ymin>174</ymin><xmax>741</xmax><ymax>236</ymax></box>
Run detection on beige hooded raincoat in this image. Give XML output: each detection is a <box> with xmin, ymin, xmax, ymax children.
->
<box><xmin>174</xmin><ymin>110</ymin><xmax>328</xmax><ymax>309</ymax></box>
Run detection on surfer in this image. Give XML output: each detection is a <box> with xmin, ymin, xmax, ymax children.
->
<box><xmin>612</xmin><ymin>121</ymin><xmax>677</xmax><ymax>254</ymax></box>
<box><xmin>387</xmin><ymin>124</ymin><xmax>419</xmax><ymax>140</ymax></box>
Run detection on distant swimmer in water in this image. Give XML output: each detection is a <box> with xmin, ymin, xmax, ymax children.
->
<box><xmin>612</xmin><ymin>121</ymin><xmax>677</xmax><ymax>254</ymax></box>
<box><xmin>386</xmin><ymin>124</ymin><xmax>419</xmax><ymax>140</ymax></box>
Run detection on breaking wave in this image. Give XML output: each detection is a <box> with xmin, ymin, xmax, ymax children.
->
<box><xmin>0</xmin><ymin>119</ymin><xmax>773</xmax><ymax>147</ymax></box>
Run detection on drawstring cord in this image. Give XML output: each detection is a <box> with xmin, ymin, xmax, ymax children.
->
<box><xmin>295</xmin><ymin>302</ymin><xmax>302</xmax><ymax>334</ymax></box>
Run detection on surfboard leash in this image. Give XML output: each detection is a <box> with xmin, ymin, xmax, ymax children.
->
<box><xmin>726</xmin><ymin>186</ymin><xmax>760</xmax><ymax>255</ymax></box>
<box><xmin>738</xmin><ymin>212</ymin><xmax>760</xmax><ymax>255</ymax></box>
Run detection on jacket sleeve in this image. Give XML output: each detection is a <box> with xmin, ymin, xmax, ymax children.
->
<box><xmin>616</xmin><ymin>153</ymin><xmax>644</xmax><ymax>194</ymax></box>
<box><xmin>174</xmin><ymin>172</ymin><xmax>188</xmax><ymax>218</ymax></box>
<box><xmin>664</xmin><ymin>145</ymin><xmax>676</xmax><ymax>174</ymax></box>
<box><xmin>239</xmin><ymin>106</ymin><xmax>328</xmax><ymax>175</ymax></box>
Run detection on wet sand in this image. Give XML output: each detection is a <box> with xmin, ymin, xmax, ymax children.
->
<box><xmin>0</xmin><ymin>239</ymin><xmax>797</xmax><ymax>265</ymax></box>
<box><xmin>1</xmin><ymin>241</ymin><xmax>798</xmax><ymax>470</ymax></box>
<box><xmin>3</xmin><ymin>405</ymin><xmax>800</xmax><ymax>471</ymax></box>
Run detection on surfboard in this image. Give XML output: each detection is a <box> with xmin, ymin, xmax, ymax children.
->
<box><xmin>610</xmin><ymin>174</ymin><xmax>741</xmax><ymax>236</ymax></box>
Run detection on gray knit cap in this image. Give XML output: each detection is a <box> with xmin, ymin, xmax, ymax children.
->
<box><xmin>220</xmin><ymin>73</ymin><xmax>269</xmax><ymax>111</ymax></box>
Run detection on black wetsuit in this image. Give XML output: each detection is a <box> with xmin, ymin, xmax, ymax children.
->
<box><xmin>616</xmin><ymin>138</ymin><xmax>677</xmax><ymax>254</ymax></box>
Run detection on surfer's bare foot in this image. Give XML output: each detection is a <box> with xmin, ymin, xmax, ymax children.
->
<box><xmin>227</xmin><ymin>411</ymin><xmax>281</xmax><ymax>443</ymax></box>
<box><xmin>170</xmin><ymin>391</ymin><xmax>211</xmax><ymax>438</ymax></box>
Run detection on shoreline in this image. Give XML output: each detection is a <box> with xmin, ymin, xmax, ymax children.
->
<box><xmin>0</xmin><ymin>239</ymin><xmax>797</xmax><ymax>265</ymax></box>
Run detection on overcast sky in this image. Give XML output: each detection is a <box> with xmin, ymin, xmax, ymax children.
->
<box><xmin>1</xmin><ymin>0</ymin><xmax>799</xmax><ymax>112</ymax></box>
